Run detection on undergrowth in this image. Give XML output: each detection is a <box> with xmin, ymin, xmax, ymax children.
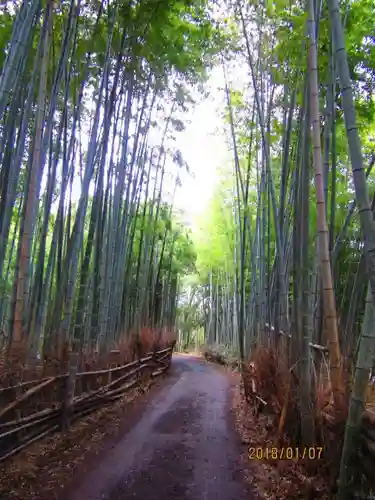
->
<box><xmin>0</xmin><ymin>327</ymin><xmax>176</xmax><ymax>383</ymax></box>
<box><xmin>235</xmin><ymin>344</ymin><xmax>352</xmax><ymax>498</ymax></box>
<box><xmin>202</xmin><ymin>343</ymin><xmax>239</xmax><ymax>369</ymax></box>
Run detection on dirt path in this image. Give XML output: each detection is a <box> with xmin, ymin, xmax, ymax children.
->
<box><xmin>67</xmin><ymin>354</ymin><xmax>253</xmax><ymax>500</ymax></box>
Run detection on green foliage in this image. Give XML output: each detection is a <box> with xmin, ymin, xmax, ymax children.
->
<box><xmin>130</xmin><ymin>200</ymin><xmax>196</xmax><ymax>279</ymax></box>
<box><xmin>0</xmin><ymin>10</ymin><xmax>13</xmax><ymax>69</ymax></box>
<box><xmin>171</xmin><ymin>227</ymin><xmax>197</xmax><ymax>275</ymax></box>
<box><xmin>194</xmin><ymin>177</ymin><xmax>236</xmax><ymax>280</ymax></box>
<box><xmin>270</xmin><ymin>0</ymin><xmax>375</xmax><ymax>148</ymax></box>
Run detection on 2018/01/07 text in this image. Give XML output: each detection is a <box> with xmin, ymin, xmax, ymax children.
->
<box><xmin>248</xmin><ymin>447</ymin><xmax>323</xmax><ymax>461</ymax></box>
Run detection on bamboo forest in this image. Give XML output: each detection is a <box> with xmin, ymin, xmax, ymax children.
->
<box><xmin>0</xmin><ymin>0</ymin><xmax>374</xmax><ymax>499</ymax></box>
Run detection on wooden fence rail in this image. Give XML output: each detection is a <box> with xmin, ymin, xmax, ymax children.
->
<box><xmin>0</xmin><ymin>345</ymin><xmax>174</xmax><ymax>462</ymax></box>
<box><xmin>264</xmin><ymin>323</ymin><xmax>329</xmax><ymax>353</ymax></box>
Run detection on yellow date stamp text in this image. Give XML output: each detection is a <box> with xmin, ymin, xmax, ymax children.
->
<box><xmin>248</xmin><ymin>446</ymin><xmax>323</xmax><ymax>461</ymax></box>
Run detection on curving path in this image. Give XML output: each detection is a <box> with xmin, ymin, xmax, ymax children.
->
<box><xmin>68</xmin><ymin>354</ymin><xmax>253</xmax><ymax>500</ymax></box>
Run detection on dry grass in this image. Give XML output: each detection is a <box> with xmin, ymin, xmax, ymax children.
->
<box><xmin>0</xmin><ymin>328</ymin><xmax>176</xmax><ymax>382</ymax></box>
<box><xmin>231</xmin><ymin>375</ymin><xmax>330</xmax><ymax>500</ymax></box>
<box><xmin>0</xmin><ymin>328</ymin><xmax>176</xmax><ymax>498</ymax></box>
<box><xmin>0</xmin><ymin>329</ymin><xmax>176</xmax><ymax>433</ymax></box>
<box><xmin>236</xmin><ymin>345</ymin><xmax>353</xmax><ymax>498</ymax></box>
<box><xmin>202</xmin><ymin>343</ymin><xmax>239</xmax><ymax>369</ymax></box>
<box><xmin>0</xmin><ymin>368</ymin><xmax>171</xmax><ymax>500</ymax></box>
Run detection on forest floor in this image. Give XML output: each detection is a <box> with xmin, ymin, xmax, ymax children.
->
<box><xmin>201</xmin><ymin>345</ymin><xmax>332</xmax><ymax>499</ymax></box>
<box><xmin>0</xmin><ymin>353</ymin><xmax>332</xmax><ymax>500</ymax></box>
<box><xmin>230</xmin><ymin>374</ymin><xmax>331</xmax><ymax>500</ymax></box>
<box><xmin>0</xmin><ymin>366</ymin><xmax>172</xmax><ymax>500</ymax></box>
<box><xmin>0</xmin><ymin>354</ymin><xmax>255</xmax><ymax>500</ymax></box>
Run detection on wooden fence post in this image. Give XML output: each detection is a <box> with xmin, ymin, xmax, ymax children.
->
<box><xmin>61</xmin><ymin>351</ymin><xmax>78</xmax><ymax>432</ymax></box>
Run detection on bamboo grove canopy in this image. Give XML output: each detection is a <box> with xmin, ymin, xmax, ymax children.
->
<box><xmin>1</xmin><ymin>0</ymin><xmax>375</xmax><ymax>497</ymax></box>
<box><xmin>0</xmin><ymin>0</ymin><xmax>227</xmax><ymax>360</ymax></box>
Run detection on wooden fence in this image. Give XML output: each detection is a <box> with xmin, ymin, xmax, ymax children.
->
<box><xmin>256</xmin><ymin>324</ymin><xmax>375</xmax><ymax>491</ymax></box>
<box><xmin>264</xmin><ymin>322</ymin><xmax>329</xmax><ymax>353</ymax></box>
<box><xmin>0</xmin><ymin>345</ymin><xmax>174</xmax><ymax>462</ymax></box>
